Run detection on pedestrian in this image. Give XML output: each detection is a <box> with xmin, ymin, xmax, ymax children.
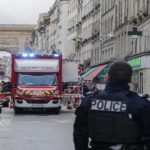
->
<box><xmin>1</xmin><ymin>81</ymin><xmax>6</xmax><ymax>93</ymax></box>
<box><xmin>1</xmin><ymin>81</ymin><xmax>5</xmax><ymax>86</ymax></box>
<box><xmin>0</xmin><ymin>85</ymin><xmax>2</xmax><ymax>93</ymax></box>
<box><xmin>83</xmin><ymin>82</ymin><xmax>92</xmax><ymax>96</ymax></box>
<box><xmin>73</xmin><ymin>60</ymin><xmax>150</xmax><ymax>150</ymax></box>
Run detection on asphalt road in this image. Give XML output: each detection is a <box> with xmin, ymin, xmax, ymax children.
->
<box><xmin>0</xmin><ymin>107</ymin><xmax>75</xmax><ymax>150</ymax></box>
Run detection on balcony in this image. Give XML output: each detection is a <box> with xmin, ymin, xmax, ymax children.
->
<box><xmin>95</xmin><ymin>4</ymin><xmax>100</xmax><ymax>11</ymax></box>
<box><xmin>92</xmin><ymin>32</ymin><xmax>100</xmax><ymax>41</ymax></box>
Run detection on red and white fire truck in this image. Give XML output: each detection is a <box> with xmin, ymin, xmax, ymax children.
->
<box><xmin>11</xmin><ymin>52</ymin><xmax>63</xmax><ymax>114</ymax></box>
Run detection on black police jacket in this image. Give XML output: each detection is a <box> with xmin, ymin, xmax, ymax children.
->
<box><xmin>73</xmin><ymin>82</ymin><xmax>150</xmax><ymax>150</ymax></box>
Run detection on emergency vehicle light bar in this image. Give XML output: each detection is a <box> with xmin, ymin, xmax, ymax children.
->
<box><xmin>22</xmin><ymin>53</ymin><xmax>35</xmax><ymax>57</ymax></box>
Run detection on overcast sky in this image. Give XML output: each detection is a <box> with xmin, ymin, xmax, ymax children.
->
<box><xmin>0</xmin><ymin>0</ymin><xmax>55</xmax><ymax>25</ymax></box>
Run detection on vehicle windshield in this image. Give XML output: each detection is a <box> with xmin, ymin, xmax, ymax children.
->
<box><xmin>18</xmin><ymin>74</ymin><xmax>57</xmax><ymax>86</ymax></box>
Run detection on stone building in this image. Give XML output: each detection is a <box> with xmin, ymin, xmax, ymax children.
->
<box><xmin>0</xmin><ymin>24</ymin><xmax>35</xmax><ymax>78</ymax></box>
<box><xmin>91</xmin><ymin>0</ymin><xmax>100</xmax><ymax>66</ymax></box>
<box><xmin>33</xmin><ymin>0</ymin><xmax>68</xmax><ymax>58</ymax></box>
<box><xmin>81</xmin><ymin>0</ymin><xmax>93</xmax><ymax>67</ymax></box>
<box><xmin>99</xmin><ymin>0</ymin><xmax>115</xmax><ymax>64</ymax></box>
<box><xmin>34</xmin><ymin>13</ymin><xmax>50</xmax><ymax>54</ymax></box>
<box><xmin>0</xmin><ymin>24</ymin><xmax>35</xmax><ymax>54</ymax></box>
<box><xmin>112</xmin><ymin>0</ymin><xmax>150</xmax><ymax>94</ymax></box>
<box><xmin>67</xmin><ymin>0</ymin><xmax>83</xmax><ymax>61</ymax></box>
<box><xmin>32</xmin><ymin>0</ymin><xmax>150</xmax><ymax>94</ymax></box>
<box><xmin>67</xmin><ymin>0</ymin><xmax>78</xmax><ymax>59</ymax></box>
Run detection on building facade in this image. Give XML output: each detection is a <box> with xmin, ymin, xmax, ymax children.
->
<box><xmin>100</xmin><ymin>0</ymin><xmax>115</xmax><ymax>64</ymax></box>
<box><xmin>67</xmin><ymin>0</ymin><xmax>78</xmax><ymax>59</ymax></box>
<box><xmin>33</xmin><ymin>0</ymin><xmax>68</xmax><ymax>58</ymax></box>
<box><xmin>32</xmin><ymin>0</ymin><xmax>150</xmax><ymax>93</ymax></box>
<box><xmin>0</xmin><ymin>24</ymin><xmax>35</xmax><ymax>78</ymax></box>
<box><xmin>81</xmin><ymin>0</ymin><xmax>93</xmax><ymax>67</ymax></box>
<box><xmin>91</xmin><ymin>0</ymin><xmax>100</xmax><ymax>66</ymax></box>
<box><xmin>113</xmin><ymin>0</ymin><xmax>150</xmax><ymax>94</ymax></box>
<box><xmin>0</xmin><ymin>24</ymin><xmax>35</xmax><ymax>54</ymax></box>
<box><xmin>55</xmin><ymin>0</ymin><xmax>68</xmax><ymax>57</ymax></box>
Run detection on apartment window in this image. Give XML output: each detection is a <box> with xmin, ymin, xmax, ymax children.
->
<box><xmin>115</xmin><ymin>5</ymin><xmax>118</xmax><ymax>28</ymax></box>
<box><xmin>104</xmin><ymin>0</ymin><xmax>106</xmax><ymax>13</ymax></box>
<box><xmin>111</xmin><ymin>0</ymin><xmax>115</xmax><ymax>8</ymax></box>
<box><xmin>143</xmin><ymin>0</ymin><xmax>147</xmax><ymax>11</ymax></box>
<box><xmin>102</xmin><ymin>0</ymin><xmax>104</xmax><ymax>14</ymax></box>
<box><xmin>108</xmin><ymin>0</ymin><xmax>110</xmax><ymax>10</ymax></box>
<box><xmin>105</xmin><ymin>50</ymin><xmax>107</xmax><ymax>59</ymax></box>
<box><xmin>133</xmin><ymin>0</ymin><xmax>138</xmax><ymax>17</ymax></box>
<box><xmin>97</xmin><ymin>47</ymin><xmax>99</xmax><ymax>61</ymax></box>
<box><xmin>111</xmin><ymin>48</ymin><xmax>113</xmax><ymax>57</ymax></box>
<box><xmin>111</xmin><ymin>17</ymin><xmax>113</xmax><ymax>32</ymax></box>
<box><xmin>103</xmin><ymin>50</ymin><xmax>105</xmax><ymax>60</ymax></box>
<box><xmin>102</xmin><ymin>50</ymin><xmax>104</xmax><ymax>60</ymax></box>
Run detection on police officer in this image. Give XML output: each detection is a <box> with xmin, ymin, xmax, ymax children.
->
<box><xmin>73</xmin><ymin>61</ymin><xmax>150</xmax><ymax>150</ymax></box>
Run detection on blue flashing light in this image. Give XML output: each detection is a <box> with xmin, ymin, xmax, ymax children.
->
<box><xmin>53</xmin><ymin>53</ymin><xmax>59</xmax><ymax>57</ymax></box>
<box><xmin>29</xmin><ymin>53</ymin><xmax>35</xmax><ymax>57</ymax></box>
<box><xmin>22</xmin><ymin>53</ymin><xmax>28</xmax><ymax>57</ymax></box>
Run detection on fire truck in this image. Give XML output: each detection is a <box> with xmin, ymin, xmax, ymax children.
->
<box><xmin>11</xmin><ymin>52</ymin><xmax>62</xmax><ymax>114</ymax></box>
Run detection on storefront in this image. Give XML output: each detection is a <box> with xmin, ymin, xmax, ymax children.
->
<box><xmin>128</xmin><ymin>58</ymin><xmax>143</xmax><ymax>93</ymax></box>
<box><xmin>83</xmin><ymin>64</ymin><xmax>109</xmax><ymax>90</ymax></box>
<box><xmin>128</xmin><ymin>55</ymin><xmax>150</xmax><ymax>94</ymax></box>
<box><xmin>80</xmin><ymin>66</ymin><xmax>97</xmax><ymax>81</ymax></box>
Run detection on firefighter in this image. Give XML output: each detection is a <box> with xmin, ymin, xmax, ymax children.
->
<box><xmin>73</xmin><ymin>60</ymin><xmax>150</xmax><ymax>150</ymax></box>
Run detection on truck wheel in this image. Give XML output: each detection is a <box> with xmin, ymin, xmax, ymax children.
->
<box><xmin>14</xmin><ymin>107</ymin><xmax>22</xmax><ymax>114</ymax></box>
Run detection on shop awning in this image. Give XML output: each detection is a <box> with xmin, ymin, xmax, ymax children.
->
<box><xmin>80</xmin><ymin>66</ymin><xmax>97</xmax><ymax>79</ymax></box>
<box><xmin>84</xmin><ymin>64</ymin><xmax>107</xmax><ymax>81</ymax></box>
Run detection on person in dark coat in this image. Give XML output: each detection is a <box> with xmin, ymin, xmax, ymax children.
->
<box><xmin>73</xmin><ymin>60</ymin><xmax>150</xmax><ymax>150</ymax></box>
<box><xmin>83</xmin><ymin>82</ymin><xmax>91</xmax><ymax>96</ymax></box>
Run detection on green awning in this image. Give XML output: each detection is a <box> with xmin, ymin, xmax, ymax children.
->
<box><xmin>80</xmin><ymin>66</ymin><xmax>97</xmax><ymax>79</ymax></box>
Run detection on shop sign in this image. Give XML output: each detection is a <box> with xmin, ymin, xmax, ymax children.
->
<box><xmin>128</xmin><ymin>58</ymin><xmax>141</xmax><ymax>69</ymax></box>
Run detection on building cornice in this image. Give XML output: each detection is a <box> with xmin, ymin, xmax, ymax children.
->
<box><xmin>101</xmin><ymin>6</ymin><xmax>115</xmax><ymax>17</ymax></box>
<box><xmin>125</xmin><ymin>51</ymin><xmax>150</xmax><ymax>60</ymax></box>
<box><xmin>0</xmin><ymin>24</ymin><xmax>35</xmax><ymax>32</ymax></box>
<box><xmin>114</xmin><ymin>21</ymin><xmax>130</xmax><ymax>32</ymax></box>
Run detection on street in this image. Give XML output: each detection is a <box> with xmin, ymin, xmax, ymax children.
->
<box><xmin>0</xmin><ymin>107</ymin><xmax>75</xmax><ymax>150</ymax></box>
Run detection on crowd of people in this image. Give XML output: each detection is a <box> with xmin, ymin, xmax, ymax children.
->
<box><xmin>0</xmin><ymin>81</ymin><xmax>11</xmax><ymax>93</ymax></box>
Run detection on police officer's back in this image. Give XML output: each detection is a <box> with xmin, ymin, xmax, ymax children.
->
<box><xmin>73</xmin><ymin>61</ymin><xmax>150</xmax><ymax>150</ymax></box>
